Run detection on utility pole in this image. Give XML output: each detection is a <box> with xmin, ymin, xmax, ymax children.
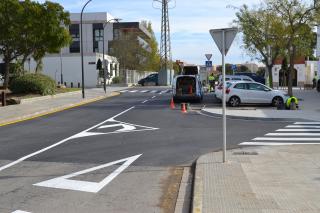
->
<box><xmin>153</xmin><ymin>0</ymin><xmax>175</xmax><ymax>85</ymax></box>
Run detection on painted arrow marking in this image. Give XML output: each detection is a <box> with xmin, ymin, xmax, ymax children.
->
<box><xmin>34</xmin><ymin>154</ymin><xmax>142</xmax><ymax>193</ymax></box>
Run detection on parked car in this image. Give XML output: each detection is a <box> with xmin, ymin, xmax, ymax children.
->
<box><xmin>172</xmin><ymin>75</ymin><xmax>203</xmax><ymax>102</ymax></box>
<box><xmin>138</xmin><ymin>73</ymin><xmax>158</xmax><ymax>86</ymax></box>
<box><xmin>215</xmin><ymin>81</ymin><xmax>233</xmax><ymax>101</ymax></box>
<box><xmin>234</xmin><ymin>72</ymin><xmax>265</xmax><ymax>84</ymax></box>
<box><xmin>216</xmin><ymin>81</ymin><xmax>289</xmax><ymax>107</ymax></box>
<box><xmin>218</xmin><ymin>75</ymin><xmax>254</xmax><ymax>83</ymax></box>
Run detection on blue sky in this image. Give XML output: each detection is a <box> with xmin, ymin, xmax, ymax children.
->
<box><xmin>39</xmin><ymin>0</ymin><xmax>262</xmax><ymax>65</ymax></box>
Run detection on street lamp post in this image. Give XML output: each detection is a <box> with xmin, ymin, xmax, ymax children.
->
<box><xmin>102</xmin><ymin>18</ymin><xmax>121</xmax><ymax>93</ymax></box>
<box><xmin>80</xmin><ymin>0</ymin><xmax>93</xmax><ymax>99</ymax></box>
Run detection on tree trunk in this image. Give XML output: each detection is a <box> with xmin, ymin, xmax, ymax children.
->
<box><xmin>3</xmin><ymin>60</ymin><xmax>10</xmax><ymax>90</ymax></box>
<box><xmin>267</xmin><ymin>65</ymin><xmax>273</xmax><ymax>88</ymax></box>
<box><xmin>35</xmin><ymin>59</ymin><xmax>43</xmax><ymax>73</ymax></box>
<box><xmin>288</xmin><ymin>52</ymin><xmax>294</xmax><ymax>97</ymax></box>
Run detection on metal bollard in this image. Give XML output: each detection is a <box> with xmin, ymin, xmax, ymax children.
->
<box><xmin>64</xmin><ymin>82</ymin><xmax>67</xmax><ymax>87</ymax></box>
<box><xmin>71</xmin><ymin>82</ymin><xmax>73</xmax><ymax>88</ymax></box>
<box><xmin>78</xmin><ymin>82</ymin><xmax>80</xmax><ymax>88</ymax></box>
<box><xmin>1</xmin><ymin>91</ymin><xmax>6</xmax><ymax>106</ymax></box>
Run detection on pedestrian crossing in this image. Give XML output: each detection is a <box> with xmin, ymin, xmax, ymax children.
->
<box><xmin>120</xmin><ymin>89</ymin><xmax>172</xmax><ymax>94</ymax></box>
<box><xmin>240</xmin><ymin>122</ymin><xmax>320</xmax><ymax>146</ymax></box>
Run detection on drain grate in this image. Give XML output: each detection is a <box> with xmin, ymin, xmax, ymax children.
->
<box><xmin>233</xmin><ymin>151</ymin><xmax>258</xmax><ymax>155</ymax></box>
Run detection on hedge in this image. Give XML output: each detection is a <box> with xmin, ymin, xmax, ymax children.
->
<box><xmin>10</xmin><ymin>74</ymin><xmax>56</xmax><ymax>96</ymax></box>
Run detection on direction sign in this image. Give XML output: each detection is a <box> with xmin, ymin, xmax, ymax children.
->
<box><xmin>209</xmin><ymin>28</ymin><xmax>238</xmax><ymax>56</ymax></box>
<box><xmin>205</xmin><ymin>54</ymin><xmax>212</xmax><ymax>61</ymax></box>
<box><xmin>205</xmin><ymin>61</ymin><xmax>212</xmax><ymax>68</ymax></box>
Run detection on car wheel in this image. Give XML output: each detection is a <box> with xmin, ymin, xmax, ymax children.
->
<box><xmin>272</xmin><ymin>96</ymin><xmax>284</xmax><ymax>107</ymax></box>
<box><xmin>229</xmin><ymin>96</ymin><xmax>240</xmax><ymax>107</ymax></box>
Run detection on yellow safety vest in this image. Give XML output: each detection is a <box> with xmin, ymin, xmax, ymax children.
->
<box><xmin>286</xmin><ymin>96</ymin><xmax>298</xmax><ymax>108</ymax></box>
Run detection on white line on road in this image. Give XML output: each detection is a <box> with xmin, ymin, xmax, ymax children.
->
<box><xmin>159</xmin><ymin>90</ymin><xmax>169</xmax><ymax>94</ymax></box>
<box><xmin>120</xmin><ymin>90</ymin><xmax>128</xmax><ymax>93</ymax></box>
<box><xmin>0</xmin><ymin>107</ymin><xmax>135</xmax><ymax>173</ymax></box>
<box><xmin>142</xmin><ymin>100</ymin><xmax>148</xmax><ymax>104</ymax></box>
<box><xmin>286</xmin><ymin>125</ymin><xmax>320</xmax><ymax>128</ymax></box>
<box><xmin>253</xmin><ymin>137</ymin><xmax>320</xmax><ymax>141</ymax></box>
<box><xmin>140</xmin><ymin>90</ymin><xmax>149</xmax><ymax>93</ymax></box>
<box><xmin>12</xmin><ymin>211</ymin><xmax>32</xmax><ymax>213</ymax></box>
<box><xmin>129</xmin><ymin>90</ymin><xmax>138</xmax><ymax>93</ymax></box>
<box><xmin>240</xmin><ymin>142</ymin><xmax>320</xmax><ymax>146</ymax></box>
<box><xmin>276</xmin><ymin>129</ymin><xmax>320</xmax><ymax>132</ymax></box>
<box><xmin>294</xmin><ymin>122</ymin><xmax>320</xmax><ymax>125</ymax></box>
<box><xmin>34</xmin><ymin>154</ymin><xmax>142</xmax><ymax>193</ymax></box>
<box><xmin>266</xmin><ymin>133</ymin><xmax>320</xmax><ymax>136</ymax></box>
<box><xmin>150</xmin><ymin>90</ymin><xmax>158</xmax><ymax>93</ymax></box>
<box><xmin>152</xmin><ymin>96</ymin><xmax>156</xmax><ymax>99</ymax></box>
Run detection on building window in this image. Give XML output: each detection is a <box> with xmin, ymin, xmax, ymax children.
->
<box><xmin>69</xmin><ymin>24</ymin><xmax>80</xmax><ymax>53</ymax></box>
<box><xmin>93</xmin><ymin>23</ymin><xmax>103</xmax><ymax>53</ymax></box>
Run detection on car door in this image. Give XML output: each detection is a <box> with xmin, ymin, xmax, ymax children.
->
<box><xmin>233</xmin><ymin>83</ymin><xmax>248</xmax><ymax>103</ymax></box>
<box><xmin>247</xmin><ymin>83</ymin><xmax>267</xmax><ymax>103</ymax></box>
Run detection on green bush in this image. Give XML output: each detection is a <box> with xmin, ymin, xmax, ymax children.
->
<box><xmin>112</xmin><ymin>76</ymin><xmax>122</xmax><ymax>84</ymax></box>
<box><xmin>10</xmin><ymin>74</ymin><xmax>56</xmax><ymax>96</ymax></box>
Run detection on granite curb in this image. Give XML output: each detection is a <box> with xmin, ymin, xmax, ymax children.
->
<box><xmin>200</xmin><ymin>108</ymin><xmax>314</xmax><ymax>122</ymax></box>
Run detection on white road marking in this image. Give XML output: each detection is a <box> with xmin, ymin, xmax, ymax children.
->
<box><xmin>12</xmin><ymin>211</ymin><xmax>32</xmax><ymax>213</ymax></box>
<box><xmin>266</xmin><ymin>133</ymin><xmax>320</xmax><ymax>136</ymax></box>
<box><xmin>0</xmin><ymin>107</ymin><xmax>135</xmax><ymax>172</ymax></box>
<box><xmin>129</xmin><ymin>90</ymin><xmax>138</xmax><ymax>93</ymax></box>
<box><xmin>150</xmin><ymin>90</ymin><xmax>158</xmax><ymax>93</ymax></box>
<box><xmin>34</xmin><ymin>154</ymin><xmax>142</xmax><ymax>193</ymax></box>
<box><xmin>152</xmin><ymin>96</ymin><xmax>156</xmax><ymax>99</ymax></box>
<box><xmin>140</xmin><ymin>90</ymin><xmax>149</xmax><ymax>93</ymax></box>
<box><xmin>276</xmin><ymin>129</ymin><xmax>320</xmax><ymax>132</ymax></box>
<box><xmin>159</xmin><ymin>90</ymin><xmax>169</xmax><ymax>94</ymax></box>
<box><xmin>253</xmin><ymin>137</ymin><xmax>320</xmax><ymax>141</ymax></box>
<box><xmin>120</xmin><ymin>90</ymin><xmax>128</xmax><ymax>93</ymax></box>
<box><xmin>142</xmin><ymin>100</ymin><xmax>148</xmax><ymax>104</ymax></box>
<box><xmin>240</xmin><ymin>142</ymin><xmax>320</xmax><ymax>146</ymax></box>
<box><xmin>286</xmin><ymin>125</ymin><xmax>320</xmax><ymax>128</ymax></box>
<box><xmin>294</xmin><ymin>122</ymin><xmax>320</xmax><ymax>125</ymax></box>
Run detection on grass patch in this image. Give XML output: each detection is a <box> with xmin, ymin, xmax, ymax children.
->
<box><xmin>56</xmin><ymin>88</ymin><xmax>81</xmax><ymax>94</ymax></box>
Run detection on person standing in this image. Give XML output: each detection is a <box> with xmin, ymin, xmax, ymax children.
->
<box><xmin>208</xmin><ymin>73</ymin><xmax>215</xmax><ymax>92</ymax></box>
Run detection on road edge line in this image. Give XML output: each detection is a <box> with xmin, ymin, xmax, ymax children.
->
<box><xmin>191</xmin><ymin>159</ymin><xmax>203</xmax><ymax>213</ymax></box>
<box><xmin>0</xmin><ymin>92</ymin><xmax>120</xmax><ymax>127</ymax></box>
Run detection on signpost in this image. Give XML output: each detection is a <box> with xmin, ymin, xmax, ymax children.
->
<box><xmin>209</xmin><ymin>28</ymin><xmax>238</xmax><ymax>163</ymax></box>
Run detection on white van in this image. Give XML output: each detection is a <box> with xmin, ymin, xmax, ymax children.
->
<box><xmin>172</xmin><ymin>75</ymin><xmax>203</xmax><ymax>102</ymax></box>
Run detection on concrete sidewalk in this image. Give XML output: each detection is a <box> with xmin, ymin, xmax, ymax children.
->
<box><xmin>192</xmin><ymin>145</ymin><xmax>320</xmax><ymax>213</ymax></box>
<box><xmin>203</xmin><ymin>89</ymin><xmax>320</xmax><ymax>121</ymax></box>
<box><xmin>0</xmin><ymin>87</ymin><xmax>125</xmax><ymax>126</ymax></box>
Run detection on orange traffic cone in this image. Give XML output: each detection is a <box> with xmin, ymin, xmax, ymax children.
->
<box><xmin>170</xmin><ymin>98</ymin><xmax>175</xmax><ymax>109</ymax></box>
<box><xmin>181</xmin><ymin>103</ymin><xmax>187</xmax><ymax>113</ymax></box>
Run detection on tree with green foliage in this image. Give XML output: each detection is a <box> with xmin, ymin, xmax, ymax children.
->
<box><xmin>0</xmin><ymin>0</ymin><xmax>71</xmax><ymax>89</ymax></box>
<box><xmin>235</xmin><ymin>4</ymin><xmax>283</xmax><ymax>87</ymax></box>
<box><xmin>268</xmin><ymin>0</ymin><xmax>320</xmax><ymax>96</ymax></box>
<box><xmin>145</xmin><ymin>21</ymin><xmax>161</xmax><ymax>71</ymax></box>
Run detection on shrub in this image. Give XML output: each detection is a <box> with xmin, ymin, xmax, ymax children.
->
<box><xmin>10</xmin><ymin>74</ymin><xmax>56</xmax><ymax>95</ymax></box>
<box><xmin>112</xmin><ymin>76</ymin><xmax>122</xmax><ymax>84</ymax></box>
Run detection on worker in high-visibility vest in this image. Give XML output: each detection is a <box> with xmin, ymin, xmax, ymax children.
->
<box><xmin>286</xmin><ymin>96</ymin><xmax>299</xmax><ymax>110</ymax></box>
<box><xmin>208</xmin><ymin>73</ymin><xmax>215</xmax><ymax>92</ymax></box>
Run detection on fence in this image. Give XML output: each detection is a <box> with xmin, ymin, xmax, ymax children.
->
<box><xmin>124</xmin><ymin>70</ymin><xmax>155</xmax><ymax>85</ymax></box>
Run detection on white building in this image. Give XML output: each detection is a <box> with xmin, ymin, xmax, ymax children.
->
<box><xmin>25</xmin><ymin>12</ymin><xmax>120</xmax><ymax>88</ymax></box>
<box><xmin>272</xmin><ymin>58</ymin><xmax>318</xmax><ymax>88</ymax></box>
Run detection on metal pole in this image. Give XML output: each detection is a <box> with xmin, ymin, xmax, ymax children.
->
<box><xmin>60</xmin><ymin>51</ymin><xmax>63</xmax><ymax>84</ymax></box>
<box><xmin>222</xmin><ymin>29</ymin><xmax>227</xmax><ymax>163</ymax></box>
<box><xmin>103</xmin><ymin>26</ymin><xmax>106</xmax><ymax>93</ymax></box>
<box><xmin>80</xmin><ymin>0</ymin><xmax>92</xmax><ymax>99</ymax></box>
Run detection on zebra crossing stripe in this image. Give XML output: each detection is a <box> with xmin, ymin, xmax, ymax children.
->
<box><xmin>129</xmin><ymin>90</ymin><xmax>138</xmax><ymax>93</ymax></box>
<box><xmin>294</xmin><ymin>122</ymin><xmax>320</xmax><ymax>125</ymax></box>
<box><xmin>266</xmin><ymin>133</ymin><xmax>320</xmax><ymax>136</ymax></box>
<box><xmin>120</xmin><ymin>90</ymin><xmax>128</xmax><ymax>93</ymax></box>
<box><xmin>140</xmin><ymin>90</ymin><xmax>149</xmax><ymax>93</ymax></box>
<box><xmin>160</xmin><ymin>89</ymin><xmax>169</xmax><ymax>94</ymax></box>
<box><xmin>286</xmin><ymin>125</ymin><xmax>320</xmax><ymax>128</ymax></box>
<box><xmin>276</xmin><ymin>129</ymin><xmax>320</xmax><ymax>132</ymax></box>
<box><xmin>150</xmin><ymin>90</ymin><xmax>158</xmax><ymax>93</ymax></box>
<box><xmin>240</xmin><ymin>142</ymin><xmax>320</xmax><ymax>146</ymax></box>
<box><xmin>253</xmin><ymin>137</ymin><xmax>320</xmax><ymax>141</ymax></box>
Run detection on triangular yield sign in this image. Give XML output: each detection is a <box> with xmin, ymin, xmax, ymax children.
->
<box><xmin>209</xmin><ymin>28</ymin><xmax>237</xmax><ymax>56</ymax></box>
<box><xmin>34</xmin><ymin>154</ymin><xmax>142</xmax><ymax>193</ymax></box>
<box><xmin>205</xmin><ymin>54</ymin><xmax>212</xmax><ymax>61</ymax></box>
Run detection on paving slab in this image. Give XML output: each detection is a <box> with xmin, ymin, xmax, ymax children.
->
<box><xmin>192</xmin><ymin>145</ymin><xmax>320</xmax><ymax>213</ymax></box>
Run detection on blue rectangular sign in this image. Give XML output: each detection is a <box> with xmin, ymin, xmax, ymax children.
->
<box><xmin>205</xmin><ymin>61</ymin><xmax>212</xmax><ymax>68</ymax></box>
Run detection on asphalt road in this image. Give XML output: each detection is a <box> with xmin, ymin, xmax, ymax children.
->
<box><xmin>0</xmin><ymin>86</ymin><xmax>291</xmax><ymax>213</ymax></box>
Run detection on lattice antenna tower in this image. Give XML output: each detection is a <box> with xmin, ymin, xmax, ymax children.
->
<box><xmin>153</xmin><ymin>0</ymin><xmax>176</xmax><ymax>72</ymax></box>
